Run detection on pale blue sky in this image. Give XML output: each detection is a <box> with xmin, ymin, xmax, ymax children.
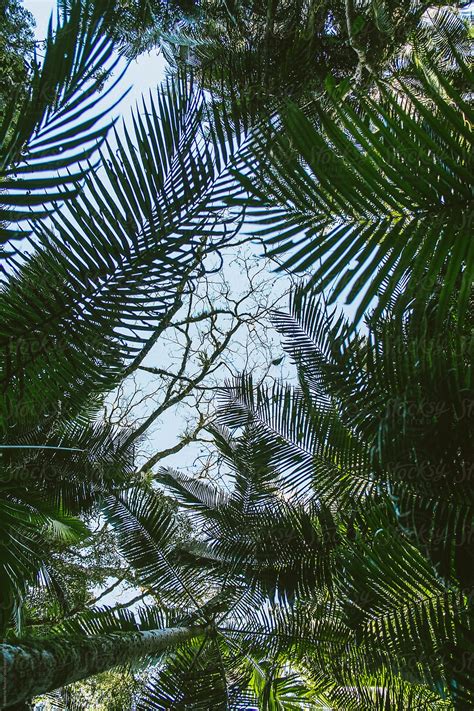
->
<box><xmin>22</xmin><ymin>2</ymin><xmax>286</xmax><ymax>613</ymax></box>
<box><xmin>22</xmin><ymin>1</ymin><xmax>366</xmax><ymax>473</ymax></box>
<box><xmin>21</xmin><ymin>1</ymin><xmax>361</xmax><ymax>479</ymax></box>
<box><xmin>24</xmin><ymin>0</ymin><xmax>167</xmax><ymax>111</ymax></box>
<box><xmin>22</xmin><ymin>1</ymin><xmax>290</xmax><ymax>479</ymax></box>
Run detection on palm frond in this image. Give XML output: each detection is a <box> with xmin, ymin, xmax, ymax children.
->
<box><xmin>1</xmin><ymin>74</ymin><xmax>248</xmax><ymax>427</ymax></box>
<box><xmin>204</xmin><ymin>281</ymin><xmax>472</xmax><ymax>706</ymax></box>
<box><xmin>157</xmin><ymin>466</ymin><xmax>229</xmax><ymax>512</ymax></box>
<box><xmin>1</xmin><ymin>0</ymin><xmax>124</xmax><ymax>242</ymax></box>
<box><xmin>138</xmin><ymin>635</ymin><xmax>232</xmax><ymax>711</ymax></box>
<box><xmin>102</xmin><ymin>486</ymin><xmax>209</xmax><ymax>612</ymax></box>
<box><xmin>0</xmin><ymin>417</ymin><xmax>137</xmax><ymax>631</ymax></box>
<box><xmin>216</xmin><ymin>374</ymin><xmax>371</xmax><ymax>503</ymax></box>
<box><xmin>230</xmin><ymin>60</ymin><xmax>473</xmax><ymax>326</ymax></box>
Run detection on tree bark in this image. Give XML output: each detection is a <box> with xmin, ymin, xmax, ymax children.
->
<box><xmin>0</xmin><ymin>625</ymin><xmax>205</xmax><ymax>709</ymax></box>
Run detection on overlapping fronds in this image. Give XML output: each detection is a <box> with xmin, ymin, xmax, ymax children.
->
<box><xmin>231</xmin><ymin>378</ymin><xmax>369</xmax><ymax>502</ymax></box>
<box><xmin>1</xmin><ymin>74</ymin><xmax>248</xmax><ymax>426</ymax></box>
<box><xmin>0</xmin><ymin>0</ymin><xmax>123</xmax><ymax>241</ymax></box>
<box><xmin>0</xmin><ymin>419</ymin><xmax>136</xmax><ymax>632</ymax></box>
<box><xmin>102</xmin><ymin>486</ymin><xmax>210</xmax><ymax>612</ymax></box>
<box><xmin>185</xmin><ymin>283</ymin><xmax>473</xmax><ymax>707</ymax></box>
<box><xmin>1</xmin><ymin>10</ymin><xmax>251</xmax><ymax>633</ymax></box>
<box><xmin>230</xmin><ymin>60</ymin><xmax>473</xmax><ymax>327</ymax></box>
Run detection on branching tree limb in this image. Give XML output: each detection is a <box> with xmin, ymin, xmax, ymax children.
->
<box><xmin>102</xmin><ymin>248</ymin><xmax>293</xmax><ymax>478</ymax></box>
<box><xmin>345</xmin><ymin>0</ymin><xmax>375</xmax><ymax>83</ymax></box>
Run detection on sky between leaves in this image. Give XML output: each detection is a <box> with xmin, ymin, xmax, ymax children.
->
<box><xmin>22</xmin><ymin>0</ymin><xmax>368</xmax><ymax>486</ymax></box>
<box><xmin>23</xmin><ymin>0</ymin><xmax>294</xmax><ymax>477</ymax></box>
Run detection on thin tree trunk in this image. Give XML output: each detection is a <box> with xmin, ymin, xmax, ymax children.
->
<box><xmin>0</xmin><ymin>625</ymin><xmax>205</xmax><ymax>709</ymax></box>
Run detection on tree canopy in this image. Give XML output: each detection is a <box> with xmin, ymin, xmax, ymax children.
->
<box><xmin>0</xmin><ymin>0</ymin><xmax>35</xmax><ymax>118</ymax></box>
<box><xmin>0</xmin><ymin>0</ymin><xmax>472</xmax><ymax>709</ymax></box>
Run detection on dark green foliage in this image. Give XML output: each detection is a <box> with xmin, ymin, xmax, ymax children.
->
<box><xmin>130</xmin><ymin>1</ymin><xmax>472</xmax><ymax>114</ymax></box>
<box><xmin>0</xmin><ymin>0</ymin><xmax>124</xmax><ymax>241</ymax></box>
<box><xmin>0</xmin><ymin>0</ymin><xmax>248</xmax><ymax>636</ymax></box>
<box><xmin>0</xmin><ymin>0</ymin><xmax>35</xmax><ymax>118</ymax></box>
<box><xmin>0</xmin><ymin>1</ymin><xmax>472</xmax><ymax>708</ymax></box>
<box><xmin>195</xmin><ymin>284</ymin><xmax>473</xmax><ymax>708</ymax></box>
<box><xmin>103</xmin><ymin>0</ymin><xmax>199</xmax><ymax>59</ymax></box>
<box><xmin>230</xmin><ymin>59</ymin><xmax>473</xmax><ymax>327</ymax></box>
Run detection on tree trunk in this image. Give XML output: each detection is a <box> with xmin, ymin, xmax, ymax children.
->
<box><xmin>0</xmin><ymin>625</ymin><xmax>205</xmax><ymax>709</ymax></box>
